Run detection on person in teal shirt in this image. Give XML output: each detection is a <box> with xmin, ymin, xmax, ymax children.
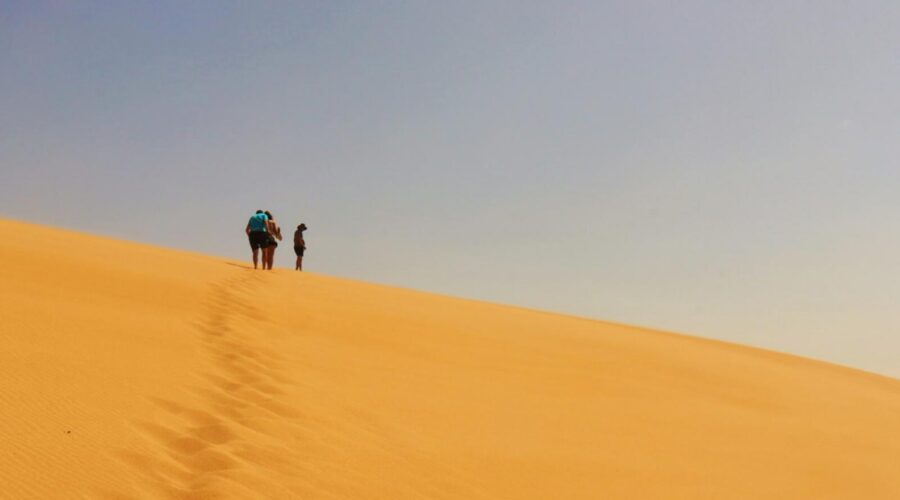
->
<box><xmin>245</xmin><ymin>210</ymin><xmax>269</xmax><ymax>269</ymax></box>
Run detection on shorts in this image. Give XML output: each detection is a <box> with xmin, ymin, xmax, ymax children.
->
<box><xmin>248</xmin><ymin>231</ymin><xmax>270</xmax><ymax>250</ymax></box>
<box><xmin>294</xmin><ymin>245</ymin><xmax>305</xmax><ymax>257</ymax></box>
<box><xmin>269</xmin><ymin>239</ymin><xmax>278</xmax><ymax>249</ymax></box>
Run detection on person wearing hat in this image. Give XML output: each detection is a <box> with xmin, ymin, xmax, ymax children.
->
<box><xmin>293</xmin><ymin>223</ymin><xmax>307</xmax><ymax>271</ymax></box>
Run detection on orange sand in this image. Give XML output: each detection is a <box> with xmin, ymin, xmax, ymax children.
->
<box><xmin>1</xmin><ymin>218</ymin><xmax>899</xmax><ymax>499</ymax></box>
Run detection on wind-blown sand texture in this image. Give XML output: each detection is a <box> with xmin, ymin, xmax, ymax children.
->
<box><xmin>1</xmin><ymin>218</ymin><xmax>899</xmax><ymax>499</ymax></box>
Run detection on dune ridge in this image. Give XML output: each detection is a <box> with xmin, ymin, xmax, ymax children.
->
<box><xmin>1</xmin><ymin>218</ymin><xmax>899</xmax><ymax>499</ymax></box>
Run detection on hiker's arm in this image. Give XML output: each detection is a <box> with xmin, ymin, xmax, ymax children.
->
<box><xmin>245</xmin><ymin>222</ymin><xmax>251</xmax><ymax>235</ymax></box>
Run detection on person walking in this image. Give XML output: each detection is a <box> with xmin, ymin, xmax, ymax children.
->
<box><xmin>245</xmin><ymin>210</ymin><xmax>270</xmax><ymax>269</ymax></box>
<box><xmin>263</xmin><ymin>211</ymin><xmax>282</xmax><ymax>270</ymax></box>
<box><xmin>293</xmin><ymin>223</ymin><xmax>307</xmax><ymax>271</ymax></box>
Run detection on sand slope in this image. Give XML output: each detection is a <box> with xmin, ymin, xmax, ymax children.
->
<box><xmin>1</xmin><ymin>218</ymin><xmax>898</xmax><ymax>499</ymax></box>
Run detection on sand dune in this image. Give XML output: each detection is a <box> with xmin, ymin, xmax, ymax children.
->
<box><xmin>1</xmin><ymin>218</ymin><xmax>898</xmax><ymax>499</ymax></box>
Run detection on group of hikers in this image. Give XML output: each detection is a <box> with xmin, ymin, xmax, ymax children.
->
<box><xmin>245</xmin><ymin>210</ymin><xmax>307</xmax><ymax>271</ymax></box>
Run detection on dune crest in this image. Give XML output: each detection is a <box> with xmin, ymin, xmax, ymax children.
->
<box><xmin>1</xmin><ymin>219</ymin><xmax>899</xmax><ymax>499</ymax></box>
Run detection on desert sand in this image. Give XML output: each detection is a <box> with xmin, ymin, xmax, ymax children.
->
<box><xmin>1</xmin><ymin>218</ymin><xmax>898</xmax><ymax>499</ymax></box>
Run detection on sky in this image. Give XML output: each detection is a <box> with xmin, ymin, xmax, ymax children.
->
<box><xmin>2</xmin><ymin>1</ymin><xmax>898</xmax><ymax>378</ymax></box>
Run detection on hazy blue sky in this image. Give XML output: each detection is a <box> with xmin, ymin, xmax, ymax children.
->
<box><xmin>2</xmin><ymin>1</ymin><xmax>898</xmax><ymax>377</ymax></box>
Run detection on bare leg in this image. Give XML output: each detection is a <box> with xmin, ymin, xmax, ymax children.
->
<box><xmin>267</xmin><ymin>247</ymin><xmax>276</xmax><ymax>270</ymax></box>
<box><xmin>252</xmin><ymin>248</ymin><xmax>259</xmax><ymax>269</ymax></box>
<box><xmin>297</xmin><ymin>256</ymin><xmax>303</xmax><ymax>271</ymax></box>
